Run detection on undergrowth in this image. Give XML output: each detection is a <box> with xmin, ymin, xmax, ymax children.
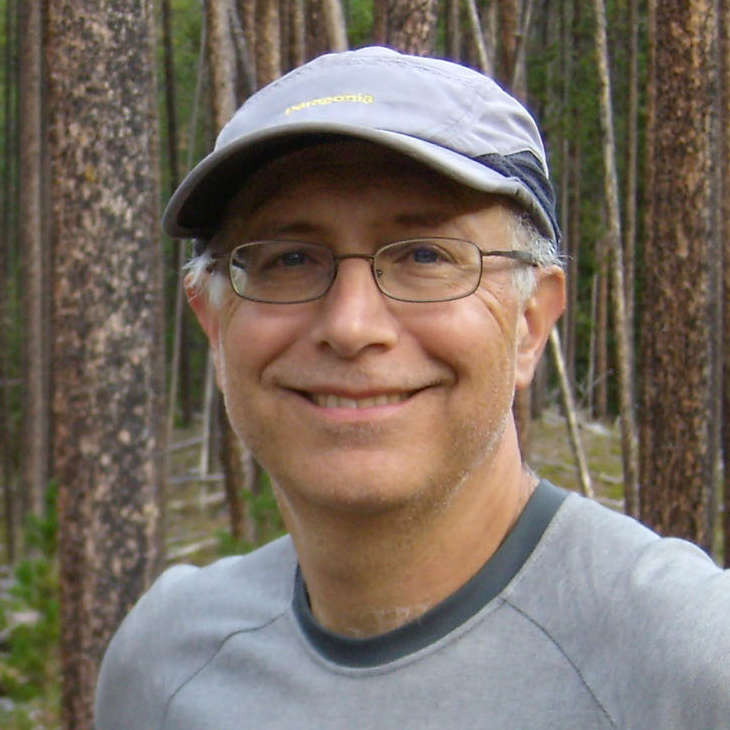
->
<box><xmin>0</xmin><ymin>485</ymin><xmax>60</xmax><ymax>729</ymax></box>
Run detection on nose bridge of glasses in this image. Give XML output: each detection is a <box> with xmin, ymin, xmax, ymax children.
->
<box><xmin>333</xmin><ymin>252</ymin><xmax>376</xmax><ymax>264</ymax></box>
<box><xmin>330</xmin><ymin>252</ymin><xmax>382</xmax><ymax>296</ymax></box>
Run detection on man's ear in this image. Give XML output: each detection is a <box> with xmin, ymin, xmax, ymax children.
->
<box><xmin>185</xmin><ymin>274</ymin><xmax>221</xmax><ymax>352</ymax></box>
<box><xmin>514</xmin><ymin>267</ymin><xmax>566</xmax><ymax>390</ymax></box>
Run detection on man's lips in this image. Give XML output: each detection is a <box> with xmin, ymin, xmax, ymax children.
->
<box><xmin>281</xmin><ymin>383</ymin><xmax>436</xmax><ymax>410</ymax></box>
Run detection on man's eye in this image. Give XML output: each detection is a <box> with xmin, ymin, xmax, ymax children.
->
<box><xmin>397</xmin><ymin>243</ymin><xmax>452</xmax><ymax>265</ymax></box>
<box><xmin>277</xmin><ymin>250</ymin><xmax>310</xmax><ymax>267</ymax></box>
<box><xmin>411</xmin><ymin>247</ymin><xmax>441</xmax><ymax>264</ymax></box>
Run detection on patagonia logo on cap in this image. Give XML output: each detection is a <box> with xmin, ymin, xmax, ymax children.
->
<box><xmin>285</xmin><ymin>93</ymin><xmax>374</xmax><ymax>115</ymax></box>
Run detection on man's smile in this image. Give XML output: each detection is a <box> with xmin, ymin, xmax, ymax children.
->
<box><xmin>307</xmin><ymin>392</ymin><xmax>414</xmax><ymax>409</ymax></box>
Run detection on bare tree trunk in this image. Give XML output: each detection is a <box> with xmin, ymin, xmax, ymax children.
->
<box><xmin>373</xmin><ymin>0</ymin><xmax>387</xmax><ymax>45</ymax></box>
<box><xmin>510</xmin><ymin>0</ymin><xmax>534</xmax><ymax>95</ymax></box>
<box><xmin>0</xmin><ymin>0</ymin><xmax>18</xmax><ymax>563</ymax></box>
<box><xmin>497</xmin><ymin>0</ymin><xmax>519</xmax><ymax>87</ymax></box>
<box><xmin>169</xmin><ymin>11</ymin><xmax>207</xmax><ymax>456</ymax></box>
<box><xmin>205</xmin><ymin>0</ymin><xmax>250</xmax><ymax>542</ymax></box>
<box><xmin>382</xmin><ymin>0</ymin><xmax>437</xmax><ymax>54</ymax></box>
<box><xmin>587</xmin><ymin>273</ymin><xmax>598</xmax><ymax>416</ymax></box>
<box><xmin>287</xmin><ymin>0</ymin><xmax>307</xmax><ymax>68</ymax></box>
<box><xmin>721</xmin><ymin>0</ymin><xmax>730</xmax><ymax>567</ymax></box>
<box><xmin>623</xmin><ymin>0</ymin><xmax>639</xmax><ymax>355</ymax></box>
<box><xmin>592</xmin><ymin>0</ymin><xmax>640</xmax><ymax>517</ymax></box>
<box><xmin>502</xmin><ymin>0</ymin><xmax>533</xmax><ymax>455</ymax></box>
<box><xmin>230</xmin><ymin>2</ymin><xmax>257</xmax><ymax>95</ymax></box>
<box><xmin>708</xmin><ymin>0</ymin><xmax>725</xmax><ymax>555</ymax></box>
<box><xmin>445</xmin><ymin>0</ymin><xmax>462</xmax><ymax>60</ymax></box>
<box><xmin>595</xmin><ymin>253</ymin><xmax>608</xmax><ymax>420</ymax></box>
<box><xmin>46</xmin><ymin>1</ymin><xmax>164</xmax><ymax>726</ymax></box>
<box><xmin>218</xmin><ymin>399</ymin><xmax>245</xmax><ymax>542</ymax></box>
<box><xmin>321</xmin><ymin>0</ymin><xmax>348</xmax><ymax>51</ymax></box>
<box><xmin>463</xmin><ymin>0</ymin><xmax>494</xmax><ymax>75</ymax></box>
<box><xmin>256</xmin><ymin>0</ymin><xmax>282</xmax><ymax>86</ymax></box>
<box><xmin>19</xmin><ymin>0</ymin><xmax>49</xmax><ymax>520</ymax></box>
<box><xmin>238</xmin><ymin>0</ymin><xmax>258</xmax><ymax>81</ymax></box>
<box><xmin>306</xmin><ymin>0</ymin><xmax>330</xmax><ymax>59</ymax></box>
<box><xmin>565</xmin><ymin>0</ymin><xmax>582</xmax><ymax>390</ymax></box>
<box><xmin>640</xmin><ymin>0</ymin><xmax>716</xmax><ymax>547</ymax></box>
<box><xmin>206</xmin><ymin>0</ymin><xmax>238</xmax><ymax>126</ymax></box>
<box><xmin>550</xmin><ymin>329</ymin><xmax>594</xmax><ymax>498</ymax></box>
<box><xmin>162</xmin><ymin>0</ymin><xmax>194</xmax><ymax>430</ymax></box>
<box><xmin>564</xmin><ymin>144</ymin><xmax>580</xmax><ymax>387</ymax></box>
<box><xmin>513</xmin><ymin>388</ymin><xmax>531</xmax><ymax>458</ymax></box>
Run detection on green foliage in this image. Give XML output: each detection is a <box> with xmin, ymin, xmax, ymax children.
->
<box><xmin>346</xmin><ymin>0</ymin><xmax>374</xmax><ymax>48</ymax></box>
<box><xmin>0</xmin><ymin>484</ymin><xmax>59</xmax><ymax>719</ymax></box>
<box><xmin>216</xmin><ymin>471</ymin><xmax>286</xmax><ymax>557</ymax></box>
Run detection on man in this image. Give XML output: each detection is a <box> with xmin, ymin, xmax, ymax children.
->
<box><xmin>95</xmin><ymin>47</ymin><xmax>729</xmax><ymax>729</ymax></box>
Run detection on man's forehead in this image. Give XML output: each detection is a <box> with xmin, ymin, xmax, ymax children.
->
<box><xmin>219</xmin><ymin>140</ymin><xmax>511</xmax><ymax>233</ymax></box>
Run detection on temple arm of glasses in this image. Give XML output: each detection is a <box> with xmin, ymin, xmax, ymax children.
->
<box><xmin>480</xmin><ymin>250</ymin><xmax>540</xmax><ymax>267</ymax></box>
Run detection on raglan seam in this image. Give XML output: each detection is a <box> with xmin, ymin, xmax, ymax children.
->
<box><xmin>503</xmin><ymin>597</ymin><xmax>618</xmax><ymax>729</ymax></box>
<box><xmin>158</xmin><ymin>609</ymin><xmax>290</xmax><ymax>730</ymax></box>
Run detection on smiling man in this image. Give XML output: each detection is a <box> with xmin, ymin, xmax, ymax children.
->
<box><xmin>95</xmin><ymin>48</ymin><xmax>730</xmax><ymax>729</ymax></box>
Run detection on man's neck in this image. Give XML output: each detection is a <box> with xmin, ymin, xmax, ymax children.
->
<box><xmin>278</xmin><ymin>426</ymin><xmax>536</xmax><ymax>638</ymax></box>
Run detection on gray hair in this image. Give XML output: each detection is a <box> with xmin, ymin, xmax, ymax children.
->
<box><xmin>184</xmin><ymin>208</ymin><xmax>562</xmax><ymax>308</ymax></box>
<box><xmin>508</xmin><ymin>211</ymin><xmax>563</xmax><ymax>302</ymax></box>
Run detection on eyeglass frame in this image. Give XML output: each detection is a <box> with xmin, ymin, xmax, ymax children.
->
<box><xmin>206</xmin><ymin>237</ymin><xmax>541</xmax><ymax>305</ymax></box>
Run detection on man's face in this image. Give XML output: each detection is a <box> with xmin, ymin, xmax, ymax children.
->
<box><xmin>191</xmin><ymin>143</ymin><xmax>562</xmax><ymax>517</ymax></box>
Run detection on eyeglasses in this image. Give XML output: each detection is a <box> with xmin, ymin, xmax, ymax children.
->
<box><xmin>209</xmin><ymin>238</ymin><xmax>539</xmax><ymax>304</ymax></box>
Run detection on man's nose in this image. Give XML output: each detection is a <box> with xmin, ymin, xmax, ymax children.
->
<box><xmin>309</xmin><ymin>257</ymin><xmax>400</xmax><ymax>358</ymax></box>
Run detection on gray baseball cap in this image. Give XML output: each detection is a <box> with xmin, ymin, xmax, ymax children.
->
<box><xmin>162</xmin><ymin>46</ymin><xmax>559</xmax><ymax>247</ymax></box>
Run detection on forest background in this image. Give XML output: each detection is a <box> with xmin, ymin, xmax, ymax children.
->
<box><xmin>0</xmin><ymin>0</ymin><xmax>729</xmax><ymax>728</ymax></box>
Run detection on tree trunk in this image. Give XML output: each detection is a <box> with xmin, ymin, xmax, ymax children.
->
<box><xmin>0</xmin><ymin>0</ymin><xmax>18</xmax><ymax>563</ymax></box>
<box><xmin>721</xmin><ymin>0</ymin><xmax>730</xmax><ymax>567</ymax></box>
<box><xmin>238</xmin><ymin>0</ymin><xmax>258</xmax><ymax>81</ymax></box>
<box><xmin>623</xmin><ymin>0</ymin><xmax>639</xmax><ymax>358</ymax></box>
<box><xmin>206</xmin><ymin>0</ymin><xmax>238</xmax><ymax>126</ymax></box>
<box><xmin>305</xmin><ymin>0</ymin><xmax>329</xmax><ymax>59</ymax></box>
<box><xmin>592</xmin><ymin>0</ymin><xmax>640</xmax><ymax>517</ymax></box>
<box><xmin>550</xmin><ymin>328</ymin><xmax>594</xmax><ymax>498</ymax></box>
<box><xmin>463</xmin><ymin>0</ymin><xmax>494</xmax><ymax>75</ymax></box>
<box><xmin>639</xmin><ymin>0</ymin><xmax>716</xmax><ymax>547</ymax></box>
<box><xmin>321</xmin><ymin>0</ymin><xmax>348</xmax><ymax>51</ymax></box>
<box><xmin>162</xmin><ymin>0</ymin><xmax>193</xmax><ymax>429</ymax></box>
<box><xmin>385</xmin><ymin>0</ymin><xmax>437</xmax><ymax>55</ymax></box>
<box><xmin>513</xmin><ymin>388</ymin><xmax>531</xmax><ymax>458</ymax></box>
<box><xmin>205</xmin><ymin>0</ymin><xmax>251</xmax><ymax>543</ymax></box>
<box><xmin>46</xmin><ymin>1</ymin><xmax>164</xmax><ymax>727</ymax></box>
<box><xmin>256</xmin><ymin>0</ymin><xmax>282</xmax><ymax>86</ymax></box>
<box><xmin>19</xmin><ymin>0</ymin><xmax>49</xmax><ymax>520</ymax></box>
<box><xmin>373</xmin><ymin>0</ymin><xmax>387</xmax><ymax>46</ymax></box>
<box><xmin>501</xmin><ymin>0</ymin><xmax>534</xmax><ymax>454</ymax></box>
<box><xmin>445</xmin><ymin>0</ymin><xmax>462</xmax><ymax>61</ymax></box>
<box><xmin>510</xmin><ymin>0</ymin><xmax>534</xmax><ymax>96</ymax></box>
<box><xmin>565</xmin><ymin>140</ymin><xmax>581</xmax><ymax>389</ymax></box>
<box><xmin>594</xmin><ymin>253</ymin><xmax>608</xmax><ymax>420</ymax></box>
<box><xmin>497</xmin><ymin>0</ymin><xmax>519</xmax><ymax>88</ymax></box>
<box><xmin>287</xmin><ymin>0</ymin><xmax>307</xmax><ymax>69</ymax></box>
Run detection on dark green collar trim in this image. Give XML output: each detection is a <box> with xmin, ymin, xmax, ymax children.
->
<box><xmin>293</xmin><ymin>480</ymin><xmax>568</xmax><ymax>668</ymax></box>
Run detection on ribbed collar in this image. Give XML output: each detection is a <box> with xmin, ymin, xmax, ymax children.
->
<box><xmin>293</xmin><ymin>480</ymin><xmax>568</xmax><ymax>667</ymax></box>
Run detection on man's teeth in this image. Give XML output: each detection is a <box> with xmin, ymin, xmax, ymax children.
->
<box><xmin>311</xmin><ymin>392</ymin><xmax>410</xmax><ymax>409</ymax></box>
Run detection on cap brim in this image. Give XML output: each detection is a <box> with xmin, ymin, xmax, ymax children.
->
<box><xmin>162</xmin><ymin>121</ymin><xmax>554</xmax><ymax>241</ymax></box>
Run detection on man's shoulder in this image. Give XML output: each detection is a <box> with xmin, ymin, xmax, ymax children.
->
<box><xmin>509</xmin><ymin>490</ymin><xmax>730</xmax><ymax>727</ymax></box>
<box><xmin>95</xmin><ymin>535</ymin><xmax>297</xmax><ymax>730</ymax></box>
<box><xmin>527</xmin><ymin>490</ymin><xmax>726</xmax><ymax>617</ymax></box>
<box><xmin>132</xmin><ymin>533</ymin><xmax>296</xmax><ymax>629</ymax></box>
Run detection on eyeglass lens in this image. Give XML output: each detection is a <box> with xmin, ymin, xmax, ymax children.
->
<box><xmin>228</xmin><ymin>239</ymin><xmax>487</xmax><ymax>303</ymax></box>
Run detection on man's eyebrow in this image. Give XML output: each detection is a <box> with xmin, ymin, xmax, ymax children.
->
<box><xmin>392</xmin><ymin>209</ymin><xmax>452</xmax><ymax>228</ymax></box>
<box><xmin>247</xmin><ymin>220</ymin><xmax>323</xmax><ymax>239</ymax></box>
